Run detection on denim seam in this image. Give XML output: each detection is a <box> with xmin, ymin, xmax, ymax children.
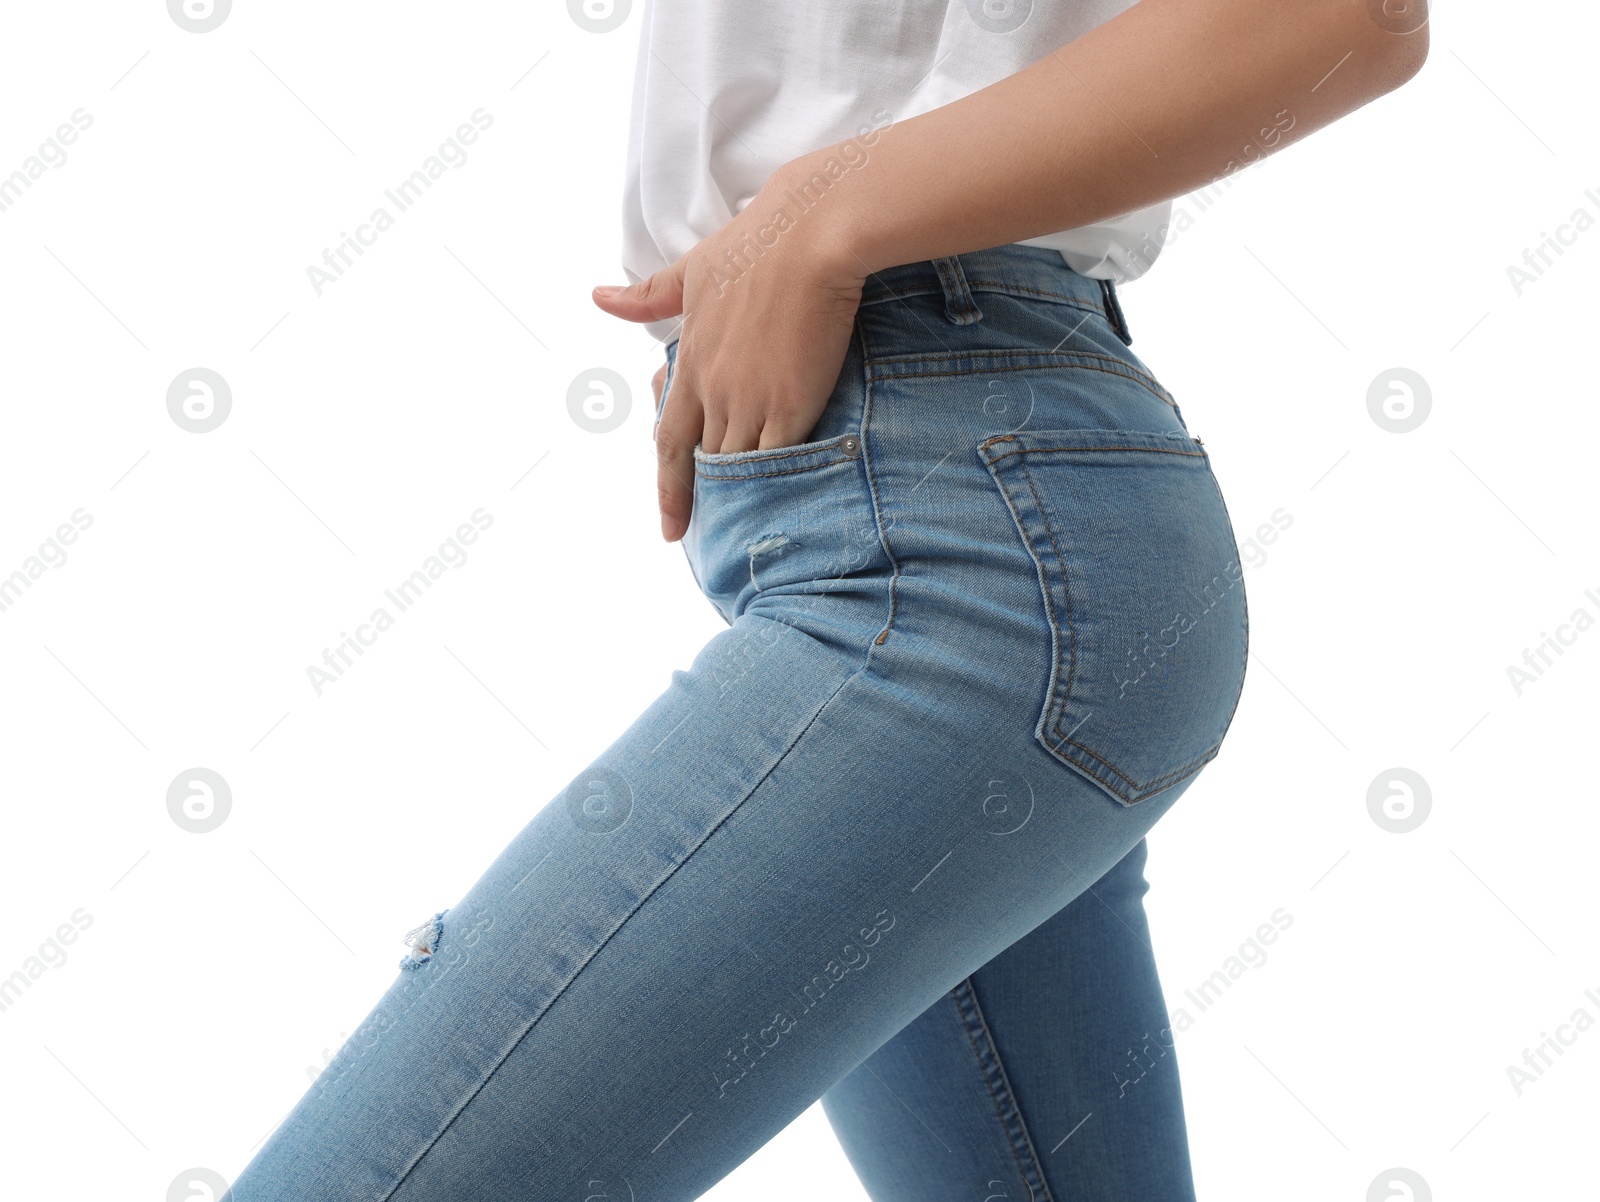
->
<box><xmin>854</xmin><ymin>321</ymin><xmax>906</xmax><ymax>648</ymax></box>
<box><xmin>374</xmin><ymin>656</ymin><xmax>876</xmax><ymax>1201</ymax></box>
<box><xmin>951</xmin><ymin>978</ymin><xmax>1056</xmax><ymax>1202</ymax></box>
<box><xmin>982</xmin><ymin>444</ymin><xmax>1206</xmax><ymax>467</ymax></box>
<box><xmin>694</xmin><ymin>459</ymin><xmax>852</xmax><ymax>480</ymax></box>
<box><xmin>988</xmin><ymin>443</ymin><xmax>1223</xmax><ymax>802</ymax></box>
<box><xmin>857</xmin><ymin>284</ymin><xmax>949</xmax><ymax>310</ymax></box>
<box><xmin>867</xmin><ymin>356</ymin><xmax>1177</xmax><ymax>410</ymax></box>
<box><xmin>697</xmin><ymin>444</ymin><xmax>839</xmax><ymax>464</ymax></box>
<box><xmin>867</xmin><ymin>347</ymin><xmax>1136</xmax><ymax>371</ymax></box>
<box><xmin>961</xmin><ymin>278</ymin><xmax>1108</xmax><ymax>308</ymax></box>
<box><xmin>693</xmin><ymin>436</ymin><xmax>853</xmax><ymax>475</ymax></box>
<box><xmin>1012</xmin><ymin>451</ymin><xmax>1082</xmax><ymax>759</ymax></box>
<box><xmin>860</xmin><ymin>281</ymin><xmax>1105</xmax><ymax>319</ymax></box>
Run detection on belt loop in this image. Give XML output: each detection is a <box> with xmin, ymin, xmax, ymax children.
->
<box><xmin>932</xmin><ymin>255</ymin><xmax>983</xmax><ymax>325</ymax></box>
<box><xmin>1099</xmin><ymin>278</ymin><xmax>1133</xmax><ymax>346</ymax></box>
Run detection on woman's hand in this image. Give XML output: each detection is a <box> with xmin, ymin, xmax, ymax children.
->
<box><xmin>592</xmin><ymin>154</ymin><xmax>866</xmax><ymax>542</ymax></box>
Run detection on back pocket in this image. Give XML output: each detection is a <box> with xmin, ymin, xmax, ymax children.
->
<box><xmin>976</xmin><ymin>427</ymin><xmax>1249</xmax><ymax>805</ymax></box>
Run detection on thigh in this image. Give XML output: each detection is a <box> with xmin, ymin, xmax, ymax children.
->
<box><xmin>222</xmin><ymin>610</ymin><xmax>1182</xmax><ymax>1201</ymax></box>
<box><xmin>820</xmin><ymin>837</ymin><xmax>1197</xmax><ymax>1202</ymax></box>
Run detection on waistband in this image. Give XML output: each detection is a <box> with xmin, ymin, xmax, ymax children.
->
<box><xmin>858</xmin><ymin>243</ymin><xmax>1133</xmax><ymax>345</ymax></box>
<box><xmin>663</xmin><ymin>244</ymin><xmax>1134</xmax><ymax>365</ymax></box>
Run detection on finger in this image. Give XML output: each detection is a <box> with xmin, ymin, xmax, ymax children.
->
<box><xmin>756</xmin><ymin>413</ymin><xmax>816</xmax><ymax>451</ymax></box>
<box><xmin>655</xmin><ymin>390</ymin><xmax>702</xmax><ymax>543</ymax></box>
<box><xmin>592</xmin><ymin>259</ymin><xmax>687</xmax><ymax>324</ymax></box>
<box><xmin>698</xmin><ymin>410</ymin><xmax>728</xmax><ymax>458</ymax></box>
<box><xmin>711</xmin><ymin>413</ymin><xmax>766</xmax><ymax>456</ymax></box>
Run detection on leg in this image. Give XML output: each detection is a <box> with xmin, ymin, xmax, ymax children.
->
<box><xmin>221</xmin><ymin>247</ymin><xmax>1245</xmax><ymax>1202</ymax></box>
<box><xmin>221</xmin><ymin>607</ymin><xmax>1191</xmax><ymax>1201</ymax></box>
<box><xmin>821</xmin><ymin>837</ymin><xmax>1197</xmax><ymax>1202</ymax></box>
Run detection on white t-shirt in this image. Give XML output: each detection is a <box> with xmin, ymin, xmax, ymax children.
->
<box><xmin>620</xmin><ymin>0</ymin><xmax>1171</xmax><ymax>343</ymax></box>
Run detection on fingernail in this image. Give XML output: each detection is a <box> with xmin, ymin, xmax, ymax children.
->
<box><xmin>593</xmin><ymin>285</ymin><xmax>624</xmax><ymax>299</ymax></box>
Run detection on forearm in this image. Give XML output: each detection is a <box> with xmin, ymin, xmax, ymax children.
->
<box><xmin>785</xmin><ymin>0</ymin><xmax>1428</xmax><ymax>277</ymax></box>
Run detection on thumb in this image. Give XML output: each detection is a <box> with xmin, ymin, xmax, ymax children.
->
<box><xmin>592</xmin><ymin>260</ymin><xmax>686</xmax><ymax>323</ymax></box>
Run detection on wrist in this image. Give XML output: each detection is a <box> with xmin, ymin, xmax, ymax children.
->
<box><xmin>761</xmin><ymin>143</ymin><xmax>889</xmax><ymax>284</ymax></box>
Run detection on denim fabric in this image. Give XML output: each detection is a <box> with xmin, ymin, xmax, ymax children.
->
<box><xmin>223</xmin><ymin>242</ymin><xmax>1247</xmax><ymax>1202</ymax></box>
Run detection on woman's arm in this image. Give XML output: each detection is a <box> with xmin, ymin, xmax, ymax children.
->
<box><xmin>812</xmin><ymin>0</ymin><xmax>1428</xmax><ymax>275</ymax></box>
<box><xmin>595</xmin><ymin>0</ymin><xmax>1428</xmax><ymax>540</ymax></box>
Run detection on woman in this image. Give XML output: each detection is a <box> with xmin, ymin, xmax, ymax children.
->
<box><xmin>224</xmin><ymin>2</ymin><xmax>1427</xmax><ymax>1198</ymax></box>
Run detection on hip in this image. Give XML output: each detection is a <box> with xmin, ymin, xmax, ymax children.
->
<box><xmin>659</xmin><ymin>242</ymin><xmax>1250</xmax><ymax>806</ymax></box>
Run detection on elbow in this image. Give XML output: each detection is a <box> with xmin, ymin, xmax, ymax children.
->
<box><xmin>1385</xmin><ymin>18</ymin><xmax>1430</xmax><ymax>91</ymax></box>
<box><xmin>1360</xmin><ymin>0</ymin><xmax>1431</xmax><ymax>93</ymax></box>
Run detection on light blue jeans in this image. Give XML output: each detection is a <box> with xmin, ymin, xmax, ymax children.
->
<box><xmin>223</xmin><ymin>243</ymin><xmax>1249</xmax><ymax>1202</ymax></box>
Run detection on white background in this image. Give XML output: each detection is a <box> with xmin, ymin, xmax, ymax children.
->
<box><xmin>0</xmin><ymin>1</ymin><xmax>1594</xmax><ymax>1199</ymax></box>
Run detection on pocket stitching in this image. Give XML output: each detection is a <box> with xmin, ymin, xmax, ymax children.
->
<box><xmin>693</xmin><ymin>434</ymin><xmax>858</xmax><ymax>478</ymax></box>
<box><xmin>693</xmin><ymin>456</ymin><xmax>855</xmax><ymax>480</ymax></box>
<box><xmin>984</xmin><ymin>434</ymin><xmax>1231</xmax><ymax>804</ymax></box>
<box><xmin>984</xmin><ymin>441</ymin><xmax>1206</xmax><ymax>467</ymax></box>
<box><xmin>870</xmin><ymin>351</ymin><xmax>1176</xmax><ymax>410</ymax></box>
<box><xmin>1015</xmin><ymin>451</ymin><xmax>1170</xmax><ymax>799</ymax></box>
